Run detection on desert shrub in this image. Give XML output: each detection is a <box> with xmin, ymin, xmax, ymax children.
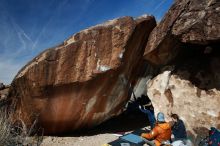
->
<box><xmin>0</xmin><ymin>105</ymin><xmax>43</xmax><ymax>146</ymax></box>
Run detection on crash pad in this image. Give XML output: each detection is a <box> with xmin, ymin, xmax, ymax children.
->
<box><xmin>120</xmin><ymin>133</ymin><xmax>145</xmax><ymax>145</ymax></box>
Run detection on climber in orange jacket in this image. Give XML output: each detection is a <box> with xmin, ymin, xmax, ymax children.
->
<box><xmin>141</xmin><ymin>112</ymin><xmax>172</xmax><ymax>146</ymax></box>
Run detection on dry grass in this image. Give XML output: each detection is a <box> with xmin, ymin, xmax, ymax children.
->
<box><xmin>0</xmin><ymin>105</ymin><xmax>43</xmax><ymax>146</ymax></box>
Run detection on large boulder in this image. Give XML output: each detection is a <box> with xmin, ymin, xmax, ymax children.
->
<box><xmin>144</xmin><ymin>0</ymin><xmax>220</xmax><ymax>65</ymax></box>
<box><xmin>143</xmin><ymin>0</ymin><xmax>220</xmax><ymax>143</ymax></box>
<box><xmin>10</xmin><ymin>16</ymin><xmax>156</xmax><ymax>134</ymax></box>
<box><xmin>147</xmin><ymin>59</ymin><xmax>220</xmax><ymax>143</ymax></box>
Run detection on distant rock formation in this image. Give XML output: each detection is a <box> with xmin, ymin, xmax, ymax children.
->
<box><xmin>10</xmin><ymin>16</ymin><xmax>156</xmax><ymax>134</ymax></box>
<box><xmin>0</xmin><ymin>84</ymin><xmax>10</xmax><ymax>106</ymax></box>
<box><xmin>144</xmin><ymin>0</ymin><xmax>220</xmax><ymax>143</ymax></box>
<box><xmin>0</xmin><ymin>83</ymin><xmax>5</xmax><ymax>90</ymax></box>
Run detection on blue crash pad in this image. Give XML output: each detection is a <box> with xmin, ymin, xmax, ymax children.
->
<box><xmin>120</xmin><ymin>133</ymin><xmax>145</xmax><ymax>144</ymax></box>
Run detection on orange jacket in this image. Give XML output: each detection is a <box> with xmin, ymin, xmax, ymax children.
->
<box><xmin>141</xmin><ymin>122</ymin><xmax>171</xmax><ymax>146</ymax></box>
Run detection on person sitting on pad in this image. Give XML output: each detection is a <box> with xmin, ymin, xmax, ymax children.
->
<box><xmin>171</xmin><ymin>114</ymin><xmax>187</xmax><ymax>140</ymax></box>
<box><xmin>141</xmin><ymin>112</ymin><xmax>171</xmax><ymax>146</ymax></box>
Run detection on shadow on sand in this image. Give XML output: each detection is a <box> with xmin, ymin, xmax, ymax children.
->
<box><xmin>63</xmin><ymin>110</ymin><xmax>149</xmax><ymax>137</ymax></box>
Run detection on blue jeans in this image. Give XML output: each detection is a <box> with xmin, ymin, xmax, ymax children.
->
<box><xmin>139</xmin><ymin>108</ymin><xmax>156</xmax><ymax>129</ymax></box>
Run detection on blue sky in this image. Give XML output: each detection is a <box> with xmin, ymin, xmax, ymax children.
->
<box><xmin>0</xmin><ymin>0</ymin><xmax>173</xmax><ymax>84</ymax></box>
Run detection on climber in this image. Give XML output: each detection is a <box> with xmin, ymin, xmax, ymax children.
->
<box><xmin>138</xmin><ymin>94</ymin><xmax>156</xmax><ymax>129</ymax></box>
<box><xmin>170</xmin><ymin>114</ymin><xmax>187</xmax><ymax>140</ymax></box>
<box><xmin>141</xmin><ymin>112</ymin><xmax>172</xmax><ymax>146</ymax></box>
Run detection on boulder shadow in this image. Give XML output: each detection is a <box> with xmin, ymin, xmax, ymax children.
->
<box><xmin>63</xmin><ymin>110</ymin><xmax>148</xmax><ymax>137</ymax></box>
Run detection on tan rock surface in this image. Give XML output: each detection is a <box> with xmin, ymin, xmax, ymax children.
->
<box><xmin>147</xmin><ymin>60</ymin><xmax>220</xmax><ymax>143</ymax></box>
<box><xmin>10</xmin><ymin>16</ymin><xmax>156</xmax><ymax>134</ymax></box>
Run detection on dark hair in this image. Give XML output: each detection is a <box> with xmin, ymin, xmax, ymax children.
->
<box><xmin>171</xmin><ymin>114</ymin><xmax>179</xmax><ymax>120</ymax></box>
<box><xmin>141</xmin><ymin>94</ymin><xmax>147</xmax><ymax>98</ymax></box>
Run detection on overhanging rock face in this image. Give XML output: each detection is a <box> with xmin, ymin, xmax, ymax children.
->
<box><xmin>10</xmin><ymin>16</ymin><xmax>156</xmax><ymax>134</ymax></box>
<box><xmin>144</xmin><ymin>0</ymin><xmax>220</xmax><ymax>65</ymax></box>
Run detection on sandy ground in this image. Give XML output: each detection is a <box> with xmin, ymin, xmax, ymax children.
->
<box><xmin>40</xmin><ymin>110</ymin><xmax>148</xmax><ymax>146</ymax></box>
<box><xmin>41</xmin><ymin>134</ymin><xmax>118</xmax><ymax>146</ymax></box>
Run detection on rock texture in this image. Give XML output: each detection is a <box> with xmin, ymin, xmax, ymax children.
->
<box><xmin>143</xmin><ymin>0</ymin><xmax>220</xmax><ymax>143</ymax></box>
<box><xmin>147</xmin><ymin>63</ymin><xmax>220</xmax><ymax>143</ymax></box>
<box><xmin>145</xmin><ymin>50</ymin><xmax>220</xmax><ymax>142</ymax></box>
<box><xmin>144</xmin><ymin>0</ymin><xmax>220</xmax><ymax>65</ymax></box>
<box><xmin>10</xmin><ymin>16</ymin><xmax>156</xmax><ymax>134</ymax></box>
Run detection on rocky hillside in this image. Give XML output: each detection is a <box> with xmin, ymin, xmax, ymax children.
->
<box><xmin>8</xmin><ymin>0</ymin><xmax>220</xmax><ymax>143</ymax></box>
